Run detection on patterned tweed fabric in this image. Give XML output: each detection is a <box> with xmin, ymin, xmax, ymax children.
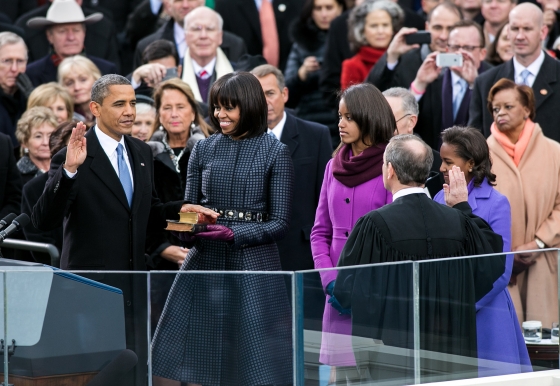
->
<box><xmin>152</xmin><ymin>133</ymin><xmax>295</xmax><ymax>385</ymax></box>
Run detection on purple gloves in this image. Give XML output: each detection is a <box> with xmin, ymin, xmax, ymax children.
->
<box><xmin>196</xmin><ymin>225</ymin><xmax>234</xmax><ymax>242</ymax></box>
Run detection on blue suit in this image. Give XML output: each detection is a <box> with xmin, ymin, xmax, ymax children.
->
<box><xmin>435</xmin><ymin>178</ymin><xmax>531</xmax><ymax>375</ymax></box>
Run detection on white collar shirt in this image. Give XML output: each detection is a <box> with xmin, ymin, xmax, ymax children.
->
<box><xmin>268</xmin><ymin>111</ymin><xmax>287</xmax><ymax>141</ymax></box>
<box><xmin>174</xmin><ymin>21</ymin><xmax>187</xmax><ymax>60</ymax></box>
<box><xmin>513</xmin><ymin>50</ymin><xmax>545</xmax><ymax>87</ymax></box>
<box><xmin>95</xmin><ymin>126</ymin><xmax>134</xmax><ymax>189</ymax></box>
<box><xmin>192</xmin><ymin>56</ymin><xmax>216</xmax><ymax>78</ymax></box>
<box><xmin>392</xmin><ymin>187</ymin><xmax>426</xmax><ymax>201</ymax></box>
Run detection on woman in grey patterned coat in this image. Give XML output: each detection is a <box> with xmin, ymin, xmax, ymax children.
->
<box><xmin>152</xmin><ymin>72</ymin><xmax>295</xmax><ymax>386</ymax></box>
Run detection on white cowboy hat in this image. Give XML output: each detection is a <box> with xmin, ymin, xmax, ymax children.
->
<box><xmin>27</xmin><ymin>0</ymin><xmax>103</xmax><ymax>29</ymax></box>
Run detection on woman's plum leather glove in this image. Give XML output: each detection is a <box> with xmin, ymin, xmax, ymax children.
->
<box><xmin>196</xmin><ymin>225</ymin><xmax>234</xmax><ymax>242</ymax></box>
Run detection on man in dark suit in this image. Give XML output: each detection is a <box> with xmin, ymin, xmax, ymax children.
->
<box><xmin>15</xmin><ymin>0</ymin><xmax>120</xmax><ymax>69</ymax></box>
<box><xmin>409</xmin><ymin>20</ymin><xmax>492</xmax><ymax>149</ymax></box>
<box><xmin>469</xmin><ymin>2</ymin><xmax>560</xmax><ymax>141</ymax></box>
<box><xmin>366</xmin><ymin>2</ymin><xmax>462</xmax><ymax>92</ymax></box>
<box><xmin>24</xmin><ymin>0</ymin><xmax>118</xmax><ymax>87</ymax></box>
<box><xmin>133</xmin><ymin>0</ymin><xmax>247</xmax><ymax>70</ymax></box>
<box><xmin>383</xmin><ymin>87</ymin><xmax>444</xmax><ymax>198</ymax></box>
<box><xmin>252</xmin><ymin>64</ymin><xmax>332</xmax><ymax>330</ymax></box>
<box><xmin>214</xmin><ymin>0</ymin><xmax>302</xmax><ymax>71</ymax></box>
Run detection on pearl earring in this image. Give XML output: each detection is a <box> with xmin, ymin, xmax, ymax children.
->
<box><xmin>469</xmin><ymin>168</ymin><xmax>472</xmax><ymax>172</ymax></box>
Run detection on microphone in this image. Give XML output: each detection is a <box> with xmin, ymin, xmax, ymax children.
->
<box><xmin>86</xmin><ymin>349</ymin><xmax>138</xmax><ymax>386</ymax></box>
<box><xmin>0</xmin><ymin>213</ymin><xmax>30</xmax><ymax>242</ymax></box>
<box><xmin>0</xmin><ymin>213</ymin><xmax>16</xmax><ymax>231</ymax></box>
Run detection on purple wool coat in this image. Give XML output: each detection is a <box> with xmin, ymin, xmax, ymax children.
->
<box><xmin>435</xmin><ymin>178</ymin><xmax>531</xmax><ymax>376</ymax></box>
<box><xmin>311</xmin><ymin>159</ymin><xmax>392</xmax><ymax>366</ymax></box>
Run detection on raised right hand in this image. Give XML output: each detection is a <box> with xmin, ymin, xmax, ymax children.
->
<box><xmin>411</xmin><ymin>51</ymin><xmax>441</xmax><ymax>93</ymax></box>
<box><xmin>65</xmin><ymin>122</ymin><xmax>87</xmax><ymax>173</ymax></box>
<box><xmin>386</xmin><ymin>27</ymin><xmax>420</xmax><ymax>64</ymax></box>
<box><xmin>132</xmin><ymin>63</ymin><xmax>167</xmax><ymax>88</ymax></box>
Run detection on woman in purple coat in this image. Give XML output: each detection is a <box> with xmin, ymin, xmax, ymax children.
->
<box><xmin>310</xmin><ymin>83</ymin><xmax>393</xmax><ymax>374</ymax></box>
<box><xmin>434</xmin><ymin>126</ymin><xmax>531</xmax><ymax>376</ymax></box>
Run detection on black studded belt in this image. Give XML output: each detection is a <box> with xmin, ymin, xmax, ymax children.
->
<box><xmin>210</xmin><ymin>208</ymin><xmax>269</xmax><ymax>222</ymax></box>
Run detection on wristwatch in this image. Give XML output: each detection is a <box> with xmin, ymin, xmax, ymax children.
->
<box><xmin>535</xmin><ymin>238</ymin><xmax>545</xmax><ymax>249</ymax></box>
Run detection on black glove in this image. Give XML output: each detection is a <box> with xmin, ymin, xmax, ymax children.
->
<box><xmin>326</xmin><ymin>280</ymin><xmax>351</xmax><ymax>315</ymax></box>
<box><xmin>16</xmin><ymin>73</ymin><xmax>34</xmax><ymax>98</ymax></box>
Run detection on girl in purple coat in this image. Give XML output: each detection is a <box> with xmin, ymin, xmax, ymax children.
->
<box><xmin>434</xmin><ymin>126</ymin><xmax>531</xmax><ymax>376</ymax></box>
<box><xmin>310</xmin><ymin>83</ymin><xmax>393</xmax><ymax>375</ymax></box>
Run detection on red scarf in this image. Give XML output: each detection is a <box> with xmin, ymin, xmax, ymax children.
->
<box><xmin>357</xmin><ymin>46</ymin><xmax>386</xmax><ymax>67</ymax></box>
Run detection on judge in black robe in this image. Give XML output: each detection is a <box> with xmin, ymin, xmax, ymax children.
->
<box><xmin>333</xmin><ymin>135</ymin><xmax>505</xmax><ymax>383</ymax></box>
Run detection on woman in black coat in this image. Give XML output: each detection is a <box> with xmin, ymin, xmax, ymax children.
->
<box><xmin>284</xmin><ymin>0</ymin><xmax>345</xmax><ymax>134</ymax></box>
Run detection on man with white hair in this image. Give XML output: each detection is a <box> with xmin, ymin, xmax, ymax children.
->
<box><xmin>181</xmin><ymin>6</ymin><xmax>234</xmax><ymax>103</ymax></box>
<box><xmin>0</xmin><ymin>32</ymin><xmax>30</xmax><ymax>148</ymax></box>
<box><xmin>133</xmin><ymin>0</ymin><xmax>246</xmax><ymax>70</ymax></box>
<box><xmin>469</xmin><ymin>2</ymin><xmax>560</xmax><ymax>141</ymax></box>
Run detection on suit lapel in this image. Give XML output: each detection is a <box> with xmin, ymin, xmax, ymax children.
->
<box><xmin>125</xmin><ymin>136</ymin><xmax>147</xmax><ymax>214</ymax></box>
<box><xmin>280</xmin><ymin>112</ymin><xmax>299</xmax><ymax>156</ymax></box>
<box><xmin>238</xmin><ymin>0</ymin><xmax>262</xmax><ymax>40</ymax></box>
<box><xmin>87</xmin><ymin>129</ymin><xmax>131</xmax><ymax>211</ymax></box>
<box><xmin>532</xmin><ymin>54</ymin><xmax>555</xmax><ymax>110</ymax></box>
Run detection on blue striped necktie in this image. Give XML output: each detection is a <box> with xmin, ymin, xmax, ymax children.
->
<box><xmin>116</xmin><ymin>143</ymin><xmax>133</xmax><ymax>207</ymax></box>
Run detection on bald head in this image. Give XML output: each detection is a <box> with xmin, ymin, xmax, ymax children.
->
<box><xmin>508</xmin><ymin>2</ymin><xmax>547</xmax><ymax>65</ymax></box>
<box><xmin>184</xmin><ymin>6</ymin><xmax>223</xmax><ymax>32</ymax></box>
<box><xmin>384</xmin><ymin>135</ymin><xmax>433</xmax><ymax>188</ymax></box>
<box><xmin>510</xmin><ymin>2</ymin><xmax>543</xmax><ymax>26</ymax></box>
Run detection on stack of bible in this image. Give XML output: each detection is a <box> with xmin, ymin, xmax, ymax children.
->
<box><xmin>165</xmin><ymin>212</ymin><xmax>217</xmax><ymax>232</ymax></box>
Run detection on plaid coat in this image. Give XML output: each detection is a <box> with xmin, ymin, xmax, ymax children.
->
<box><xmin>152</xmin><ymin>133</ymin><xmax>295</xmax><ymax>385</ymax></box>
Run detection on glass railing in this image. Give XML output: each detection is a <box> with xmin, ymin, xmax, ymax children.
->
<box><xmin>0</xmin><ymin>250</ymin><xmax>557</xmax><ymax>385</ymax></box>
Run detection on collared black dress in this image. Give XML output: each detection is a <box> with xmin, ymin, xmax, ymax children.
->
<box><xmin>151</xmin><ymin>133</ymin><xmax>294</xmax><ymax>385</ymax></box>
<box><xmin>334</xmin><ymin>193</ymin><xmax>505</xmax><ymax>383</ymax></box>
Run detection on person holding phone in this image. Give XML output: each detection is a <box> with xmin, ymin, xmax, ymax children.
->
<box><xmin>341</xmin><ymin>0</ymin><xmax>404</xmax><ymax>90</ymax></box>
<box><xmin>409</xmin><ymin>20</ymin><xmax>492</xmax><ymax>149</ymax></box>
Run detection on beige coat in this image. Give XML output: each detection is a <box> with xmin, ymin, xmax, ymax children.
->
<box><xmin>488</xmin><ymin>123</ymin><xmax>560</xmax><ymax>327</ymax></box>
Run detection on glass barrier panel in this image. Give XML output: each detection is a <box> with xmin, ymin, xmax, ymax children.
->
<box><xmin>415</xmin><ymin>250</ymin><xmax>559</xmax><ymax>384</ymax></box>
<box><xmin>299</xmin><ymin>261</ymin><xmax>415</xmax><ymax>386</ymax></box>
<box><xmin>149</xmin><ymin>270</ymin><xmax>295</xmax><ymax>386</ymax></box>
<box><xmin>0</xmin><ymin>265</ymin><xmax>149</xmax><ymax>386</ymax></box>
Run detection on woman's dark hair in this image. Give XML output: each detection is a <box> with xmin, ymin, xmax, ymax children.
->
<box><xmin>485</xmin><ymin>23</ymin><xmax>508</xmax><ymax>66</ymax></box>
<box><xmin>487</xmin><ymin>78</ymin><xmax>536</xmax><ymax>121</ymax></box>
<box><xmin>334</xmin><ymin>83</ymin><xmax>394</xmax><ymax>154</ymax></box>
<box><xmin>299</xmin><ymin>0</ymin><xmax>346</xmax><ymax>27</ymax></box>
<box><xmin>50</xmin><ymin>120</ymin><xmax>80</xmax><ymax>157</ymax></box>
<box><xmin>209</xmin><ymin>72</ymin><xmax>268</xmax><ymax>139</ymax></box>
<box><xmin>440</xmin><ymin>125</ymin><xmax>496</xmax><ymax>187</ymax></box>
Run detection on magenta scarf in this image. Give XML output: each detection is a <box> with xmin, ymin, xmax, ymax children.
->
<box><xmin>332</xmin><ymin>143</ymin><xmax>387</xmax><ymax>187</ymax></box>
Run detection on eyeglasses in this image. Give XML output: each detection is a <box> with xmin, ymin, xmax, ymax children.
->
<box><xmin>187</xmin><ymin>25</ymin><xmax>218</xmax><ymax>34</ymax></box>
<box><xmin>395</xmin><ymin>114</ymin><xmax>411</xmax><ymax>123</ymax></box>
<box><xmin>0</xmin><ymin>58</ymin><xmax>26</xmax><ymax>68</ymax></box>
<box><xmin>447</xmin><ymin>44</ymin><xmax>482</xmax><ymax>52</ymax></box>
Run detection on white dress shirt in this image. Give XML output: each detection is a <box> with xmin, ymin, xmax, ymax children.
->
<box><xmin>513</xmin><ymin>50</ymin><xmax>545</xmax><ymax>87</ymax></box>
<box><xmin>192</xmin><ymin>57</ymin><xmax>217</xmax><ymax>78</ymax></box>
<box><xmin>174</xmin><ymin>21</ymin><xmax>187</xmax><ymax>60</ymax></box>
<box><xmin>392</xmin><ymin>187</ymin><xmax>427</xmax><ymax>201</ymax></box>
<box><xmin>268</xmin><ymin>111</ymin><xmax>287</xmax><ymax>140</ymax></box>
<box><xmin>64</xmin><ymin>127</ymin><xmax>134</xmax><ymax>190</ymax></box>
<box><xmin>149</xmin><ymin>0</ymin><xmax>162</xmax><ymax>14</ymax></box>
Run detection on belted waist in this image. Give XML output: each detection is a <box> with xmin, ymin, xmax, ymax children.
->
<box><xmin>209</xmin><ymin>208</ymin><xmax>269</xmax><ymax>222</ymax></box>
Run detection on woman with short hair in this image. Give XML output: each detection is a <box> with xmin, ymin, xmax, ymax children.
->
<box><xmin>311</xmin><ymin>83</ymin><xmax>393</xmax><ymax>377</ymax></box>
<box><xmin>341</xmin><ymin>0</ymin><xmax>404</xmax><ymax>89</ymax></box>
<box><xmin>58</xmin><ymin>56</ymin><xmax>102</xmax><ymax>127</ymax></box>
<box><xmin>487</xmin><ymin>78</ymin><xmax>560</xmax><ymax>330</ymax></box>
<box><xmin>15</xmin><ymin>106</ymin><xmax>58</xmax><ymax>185</ymax></box>
<box><xmin>27</xmin><ymin>82</ymin><xmax>74</xmax><ymax>124</ymax></box>
<box><xmin>151</xmin><ymin>72</ymin><xmax>294</xmax><ymax>386</ymax></box>
<box><xmin>433</xmin><ymin>125</ymin><xmax>530</xmax><ymax>375</ymax></box>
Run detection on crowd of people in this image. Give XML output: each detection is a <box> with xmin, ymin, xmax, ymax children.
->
<box><xmin>1</xmin><ymin>0</ymin><xmax>560</xmax><ymax>384</ymax></box>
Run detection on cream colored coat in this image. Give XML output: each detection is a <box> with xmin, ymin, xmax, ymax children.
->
<box><xmin>488</xmin><ymin>123</ymin><xmax>560</xmax><ymax>327</ymax></box>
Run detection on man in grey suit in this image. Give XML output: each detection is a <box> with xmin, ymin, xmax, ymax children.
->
<box><xmin>252</xmin><ymin>64</ymin><xmax>332</xmax><ymax>330</ymax></box>
<box><xmin>469</xmin><ymin>3</ymin><xmax>560</xmax><ymax>142</ymax></box>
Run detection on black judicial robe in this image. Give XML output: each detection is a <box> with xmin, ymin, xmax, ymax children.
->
<box><xmin>334</xmin><ymin>193</ymin><xmax>504</xmax><ymax>381</ymax></box>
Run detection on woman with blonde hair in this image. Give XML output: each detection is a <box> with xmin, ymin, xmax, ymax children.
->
<box><xmin>15</xmin><ymin>107</ymin><xmax>58</xmax><ymax>186</ymax></box>
<box><xmin>146</xmin><ymin>78</ymin><xmax>212</xmax><ymax>269</ymax></box>
<box><xmin>27</xmin><ymin>82</ymin><xmax>74</xmax><ymax>124</ymax></box>
<box><xmin>58</xmin><ymin>56</ymin><xmax>102</xmax><ymax>127</ymax></box>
